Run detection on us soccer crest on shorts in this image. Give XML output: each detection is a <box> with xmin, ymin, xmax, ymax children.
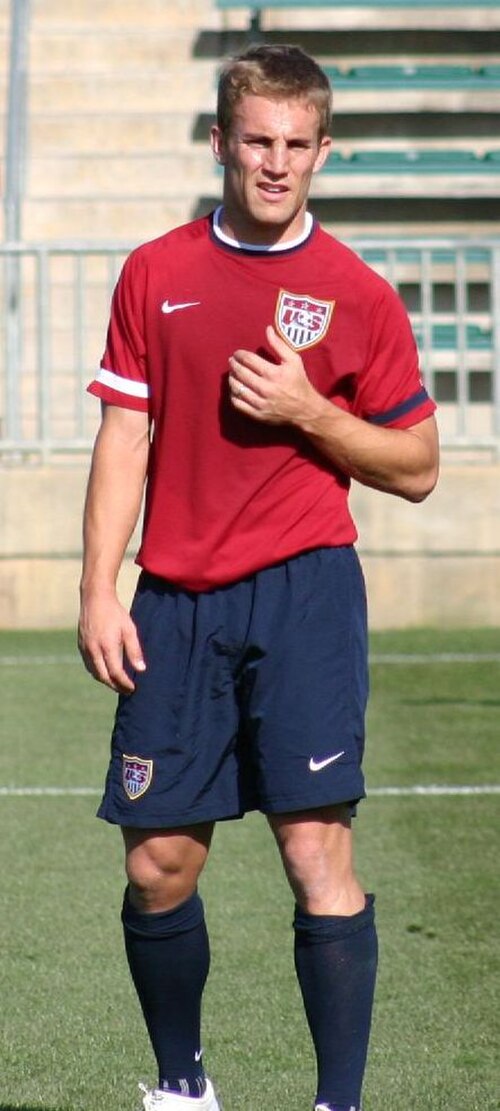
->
<box><xmin>122</xmin><ymin>754</ymin><xmax>153</xmax><ymax>800</ymax></box>
<box><xmin>275</xmin><ymin>290</ymin><xmax>335</xmax><ymax>351</ymax></box>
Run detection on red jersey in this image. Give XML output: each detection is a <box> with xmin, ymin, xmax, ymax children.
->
<box><xmin>88</xmin><ymin>212</ymin><xmax>435</xmax><ymax>591</ymax></box>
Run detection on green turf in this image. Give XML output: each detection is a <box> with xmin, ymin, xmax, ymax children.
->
<box><xmin>0</xmin><ymin>629</ymin><xmax>498</xmax><ymax>1111</ymax></box>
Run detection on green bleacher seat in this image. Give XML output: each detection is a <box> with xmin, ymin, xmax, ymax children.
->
<box><xmin>359</xmin><ymin>246</ymin><xmax>491</xmax><ymax>266</ymax></box>
<box><xmin>326</xmin><ymin>64</ymin><xmax>500</xmax><ymax>89</ymax></box>
<box><xmin>351</xmin><ymin>149</ymin><xmax>477</xmax><ymax>165</ymax></box>
<box><xmin>323</xmin><ymin>150</ymin><xmax>500</xmax><ymax>172</ymax></box>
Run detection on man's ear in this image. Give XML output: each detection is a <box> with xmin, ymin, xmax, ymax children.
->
<box><xmin>210</xmin><ymin>125</ymin><xmax>226</xmax><ymax>165</ymax></box>
<box><xmin>313</xmin><ymin>134</ymin><xmax>332</xmax><ymax>174</ymax></box>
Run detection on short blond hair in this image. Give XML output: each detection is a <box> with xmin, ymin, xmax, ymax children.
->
<box><xmin>217</xmin><ymin>44</ymin><xmax>332</xmax><ymax>140</ymax></box>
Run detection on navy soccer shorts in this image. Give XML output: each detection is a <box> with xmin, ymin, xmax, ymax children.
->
<box><xmin>97</xmin><ymin>546</ymin><xmax>369</xmax><ymax>829</ymax></box>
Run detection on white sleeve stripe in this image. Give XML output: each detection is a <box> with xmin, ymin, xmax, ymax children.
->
<box><xmin>95</xmin><ymin>367</ymin><xmax>149</xmax><ymax>399</ymax></box>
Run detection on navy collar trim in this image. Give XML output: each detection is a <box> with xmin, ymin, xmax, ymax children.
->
<box><xmin>209</xmin><ymin>206</ymin><xmax>315</xmax><ymax>256</ymax></box>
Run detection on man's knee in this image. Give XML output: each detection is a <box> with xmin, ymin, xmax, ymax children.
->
<box><xmin>122</xmin><ymin>823</ymin><xmax>213</xmax><ymax>912</ymax></box>
<box><xmin>269</xmin><ymin>805</ymin><xmax>365</xmax><ymax>915</ymax></box>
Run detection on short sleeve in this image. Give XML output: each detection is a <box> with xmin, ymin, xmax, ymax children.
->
<box><xmin>354</xmin><ymin>283</ymin><xmax>436</xmax><ymax>429</ymax></box>
<box><xmin>87</xmin><ymin>249</ymin><xmax>149</xmax><ymax>412</ymax></box>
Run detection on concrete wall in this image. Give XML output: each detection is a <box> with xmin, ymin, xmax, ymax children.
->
<box><xmin>0</xmin><ymin>463</ymin><xmax>137</xmax><ymax>629</ymax></box>
<box><xmin>350</xmin><ymin>464</ymin><xmax>500</xmax><ymax>627</ymax></box>
<box><xmin>0</xmin><ymin>459</ymin><xmax>499</xmax><ymax>629</ymax></box>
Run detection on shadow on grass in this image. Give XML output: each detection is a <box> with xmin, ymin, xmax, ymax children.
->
<box><xmin>0</xmin><ymin>1106</ymin><xmax>68</xmax><ymax>1111</ymax></box>
<box><xmin>403</xmin><ymin>697</ymin><xmax>500</xmax><ymax>707</ymax></box>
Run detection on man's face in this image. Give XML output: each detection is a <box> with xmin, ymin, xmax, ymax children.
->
<box><xmin>211</xmin><ymin>94</ymin><xmax>331</xmax><ymax>245</ymax></box>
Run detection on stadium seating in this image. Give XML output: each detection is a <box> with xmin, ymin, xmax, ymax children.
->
<box><xmin>9</xmin><ymin>0</ymin><xmax>499</xmax><ymax>241</ymax></box>
<box><xmin>215</xmin><ymin>0</ymin><xmax>500</xmax><ymax>30</ymax></box>
<box><xmin>217</xmin><ymin>0</ymin><xmax>500</xmax><ymax>5</ymax></box>
<box><xmin>324</xmin><ymin>149</ymin><xmax>500</xmax><ymax>172</ymax></box>
<box><xmin>325</xmin><ymin>64</ymin><xmax>500</xmax><ymax>89</ymax></box>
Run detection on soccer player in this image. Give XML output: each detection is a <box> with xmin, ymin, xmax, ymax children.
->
<box><xmin>78</xmin><ymin>44</ymin><xmax>439</xmax><ymax>1111</ymax></box>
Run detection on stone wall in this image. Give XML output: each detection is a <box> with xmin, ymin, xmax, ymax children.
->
<box><xmin>0</xmin><ymin>459</ymin><xmax>498</xmax><ymax>628</ymax></box>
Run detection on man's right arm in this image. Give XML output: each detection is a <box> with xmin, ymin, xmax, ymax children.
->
<box><xmin>78</xmin><ymin>402</ymin><xmax>150</xmax><ymax>693</ymax></box>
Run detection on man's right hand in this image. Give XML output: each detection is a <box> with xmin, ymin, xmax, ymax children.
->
<box><xmin>78</xmin><ymin>592</ymin><xmax>146</xmax><ymax>694</ymax></box>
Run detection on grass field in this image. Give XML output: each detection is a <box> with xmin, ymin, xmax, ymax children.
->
<box><xmin>0</xmin><ymin>627</ymin><xmax>499</xmax><ymax>1111</ymax></box>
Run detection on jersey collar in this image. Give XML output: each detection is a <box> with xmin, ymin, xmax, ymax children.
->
<box><xmin>211</xmin><ymin>205</ymin><xmax>314</xmax><ymax>254</ymax></box>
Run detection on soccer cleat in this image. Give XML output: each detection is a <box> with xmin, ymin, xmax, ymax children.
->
<box><xmin>314</xmin><ymin>1105</ymin><xmax>357</xmax><ymax>1111</ymax></box>
<box><xmin>139</xmin><ymin>1079</ymin><xmax>220</xmax><ymax>1110</ymax></box>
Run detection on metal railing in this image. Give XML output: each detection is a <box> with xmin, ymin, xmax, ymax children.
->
<box><xmin>1</xmin><ymin>243</ymin><xmax>130</xmax><ymax>460</ymax></box>
<box><xmin>1</xmin><ymin>238</ymin><xmax>499</xmax><ymax>461</ymax></box>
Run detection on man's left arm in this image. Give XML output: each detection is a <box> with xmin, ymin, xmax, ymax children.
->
<box><xmin>228</xmin><ymin>324</ymin><xmax>439</xmax><ymax>504</ymax></box>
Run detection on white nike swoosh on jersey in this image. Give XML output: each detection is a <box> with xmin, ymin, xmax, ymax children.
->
<box><xmin>161</xmin><ymin>299</ymin><xmax>200</xmax><ymax>314</ymax></box>
<box><xmin>308</xmin><ymin>751</ymin><xmax>345</xmax><ymax>772</ymax></box>
<box><xmin>194</xmin><ymin>1049</ymin><xmax>203</xmax><ymax>1062</ymax></box>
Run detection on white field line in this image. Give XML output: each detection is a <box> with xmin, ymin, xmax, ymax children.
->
<box><xmin>0</xmin><ymin>785</ymin><xmax>498</xmax><ymax>798</ymax></box>
<box><xmin>1</xmin><ymin>653</ymin><xmax>500</xmax><ymax>666</ymax></box>
<box><xmin>0</xmin><ymin>654</ymin><xmax>79</xmax><ymax>665</ymax></box>
<box><xmin>369</xmin><ymin>785</ymin><xmax>500</xmax><ymax>796</ymax></box>
<box><xmin>370</xmin><ymin>653</ymin><xmax>500</xmax><ymax>663</ymax></box>
<box><xmin>0</xmin><ymin>787</ymin><xmax>101</xmax><ymax>796</ymax></box>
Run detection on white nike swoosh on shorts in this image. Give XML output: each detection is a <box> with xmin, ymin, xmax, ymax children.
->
<box><xmin>308</xmin><ymin>750</ymin><xmax>345</xmax><ymax>772</ymax></box>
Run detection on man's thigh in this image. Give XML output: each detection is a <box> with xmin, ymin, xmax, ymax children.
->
<box><xmin>243</xmin><ymin>546</ymin><xmax>369</xmax><ymax>815</ymax></box>
<box><xmin>97</xmin><ymin>573</ymin><xmax>252</xmax><ymax>830</ymax></box>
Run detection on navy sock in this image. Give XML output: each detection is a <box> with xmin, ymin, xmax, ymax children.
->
<box><xmin>294</xmin><ymin>893</ymin><xmax>378</xmax><ymax>1110</ymax></box>
<box><xmin>122</xmin><ymin>888</ymin><xmax>210</xmax><ymax>1097</ymax></box>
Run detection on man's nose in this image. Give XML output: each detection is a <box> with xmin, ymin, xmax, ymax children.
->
<box><xmin>262</xmin><ymin>142</ymin><xmax>288</xmax><ymax>175</ymax></box>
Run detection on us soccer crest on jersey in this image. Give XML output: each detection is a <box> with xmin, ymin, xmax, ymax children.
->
<box><xmin>275</xmin><ymin>290</ymin><xmax>335</xmax><ymax>351</ymax></box>
<box><xmin>122</xmin><ymin>754</ymin><xmax>153</xmax><ymax>800</ymax></box>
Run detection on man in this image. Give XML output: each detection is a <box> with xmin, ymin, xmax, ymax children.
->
<box><xmin>79</xmin><ymin>44</ymin><xmax>438</xmax><ymax>1111</ymax></box>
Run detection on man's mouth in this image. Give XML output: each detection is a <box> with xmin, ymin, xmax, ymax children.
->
<box><xmin>258</xmin><ymin>183</ymin><xmax>288</xmax><ymax>196</ymax></box>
